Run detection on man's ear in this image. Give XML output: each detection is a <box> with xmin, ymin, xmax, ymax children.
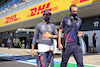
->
<box><xmin>69</xmin><ymin>10</ymin><xmax>71</xmax><ymax>14</ymax></box>
<box><xmin>43</xmin><ymin>15</ymin><xmax>46</xmax><ymax>18</ymax></box>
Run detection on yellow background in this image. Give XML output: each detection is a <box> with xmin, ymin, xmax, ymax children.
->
<box><xmin>0</xmin><ymin>0</ymin><xmax>99</xmax><ymax>27</ymax></box>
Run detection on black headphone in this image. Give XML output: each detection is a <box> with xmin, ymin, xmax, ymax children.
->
<box><xmin>69</xmin><ymin>15</ymin><xmax>78</xmax><ymax>22</ymax></box>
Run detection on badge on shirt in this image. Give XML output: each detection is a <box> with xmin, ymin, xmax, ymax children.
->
<box><xmin>67</xmin><ymin>19</ymin><xmax>71</xmax><ymax>25</ymax></box>
<box><xmin>77</xmin><ymin>20</ymin><xmax>81</xmax><ymax>26</ymax></box>
<box><xmin>77</xmin><ymin>22</ymin><xmax>80</xmax><ymax>26</ymax></box>
<box><xmin>42</xmin><ymin>25</ymin><xmax>45</xmax><ymax>27</ymax></box>
<box><xmin>41</xmin><ymin>25</ymin><xmax>46</xmax><ymax>30</ymax></box>
<box><xmin>48</xmin><ymin>25</ymin><xmax>51</xmax><ymax>27</ymax></box>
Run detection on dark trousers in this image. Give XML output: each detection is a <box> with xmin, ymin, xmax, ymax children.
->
<box><xmin>37</xmin><ymin>51</ymin><xmax>54</xmax><ymax>67</ymax></box>
<box><xmin>61</xmin><ymin>42</ymin><xmax>84</xmax><ymax>67</ymax></box>
<box><xmin>8</xmin><ymin>44</ymin><xmax>11</xmax><ymax>48</ymax></box>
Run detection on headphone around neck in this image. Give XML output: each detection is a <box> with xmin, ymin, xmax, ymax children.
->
<box><xmin>69</xmin><ymin>15</ymin><xmax>78</xmax><ymax>22</ymax></box>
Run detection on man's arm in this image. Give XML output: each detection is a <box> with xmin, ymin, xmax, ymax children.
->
<box><xmin>31</xmin><ymin>24</ymin><xmax>39</xmax><ymax>57</ymax></box>
<box><xmin>77</xmin><ymin>21</ymin><xmax>83</xmax><ymax>37</ymax></box>
<box><xmin>31</xmin><ymin>46</ymin><xmax>35</xmax><ymax>57</ymax></box>
<box><xmin>58</xmin><ymin>29</ymin><xmax>63</xmax><ymax>51</ymax></box>
<box><xmin>58</xmin><ymin>19</ymin><xmax>65</xmax><ymax>51</ymax></box>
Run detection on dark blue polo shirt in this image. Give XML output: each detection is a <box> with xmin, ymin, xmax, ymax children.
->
<box><xmin>60</xmin><ymin>16</ymin><xmax>82</xmax><ymax>43</ymax></box>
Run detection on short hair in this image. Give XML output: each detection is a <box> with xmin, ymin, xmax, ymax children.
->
<box><xmin>70</xmin><ymin>4</ymin><xmax>77</xmax><ymax>11</ymax></box>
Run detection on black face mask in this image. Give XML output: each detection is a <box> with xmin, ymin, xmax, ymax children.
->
<box><xmin>71</xmin><ymin>13</ymin><xmax>78</xmax><ymax>21</ymax></box>
<box><xmin>44</xmin><ymin>16</ymin><xmax>50</xmax><ymax>22</ymax></box>
<box><xmin>72</xmin><ymin>13</ymin><xmax>77</xmax><ymax>17</ymax></box>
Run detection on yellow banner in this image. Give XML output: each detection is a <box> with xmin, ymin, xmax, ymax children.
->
<box><xmin>0</xmin><ymin>0</ymin><xmax>99</xmax><ymax>27</ymax></box>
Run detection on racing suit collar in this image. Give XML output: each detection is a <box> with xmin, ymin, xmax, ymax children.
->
<box><xmin>42</xmin><ymin>21</ymin><xmax>50</xmax><ymax>24</ymax></box>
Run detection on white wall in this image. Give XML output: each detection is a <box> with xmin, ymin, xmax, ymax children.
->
<box><xmin>83</xmin><ymin>30</ymin><xmax>100</xmax><ymax>52</ymax></box>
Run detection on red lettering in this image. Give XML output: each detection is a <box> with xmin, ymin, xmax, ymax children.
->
<box><xmin>13</xmin><ymin>14</ymin><xmax>17</xmax><ymax>21</ymax></box>
<box><xmin>72</xmin><ymin>0</ymin><xmax>88</xmax><ymax>4</ymax></box>
<box><xmin>46</xmin><ymin>2</ymin><xmax>50</xmax><ymax>8</ymax></box>
<box><xmin>48</xmin><ymin>8</ymin><xmax>52</xmax><ymax>11</ymax></box>
<box><xmin>41</xmin><ymin>11</ymin><xmax>44</xmax><ymax>14</ymax></box>
<box><xmin>6</xmin><ymin>17</ymin><xmax>9</xmax><ymax>23</ymax></box>
<box><xmin>31</xmin><ymin>8</ymin><xmax>37</xmax><ymax>16</ymax></box>
<box><xmin>5</xmin><ymin>14</ymin><xmax>19</xmax><ymax>24</ymax></box>
<box><xmin>37</xmin><ymin>4</ymin><xmax>46</xmax><ymax>15</ymax></box>
<box><xmin>38</xmin><ymin>4</ymin><xmax>46</xmax><ymax>11</ymax></box>
<box><xmin>10</xmin><ymin>16</ymin><xmax>13</xmax><ymax>22</ymax></box>
<box><xmin>29</xmin><ymin>2</ymin><xmax>52</xmax><ymax>17</ymax></box>
<box><xmin>39</xmin><ymin>2</ymin><xmax>52</xmax><ymax>14</ymax></box>
<box><xmin>80</xmin><ymin>0</ymin><xmax>88</xmax><ymax>3</ymax></box>
<box><xmin>13</xmin><ymin>14</ymin><xmax>16</xmax><ymax>18</ymax></box>
<box><xmin>46</xmin><ymin>2</ymin><xmax>52</xmax><ymax>12</ymax></box>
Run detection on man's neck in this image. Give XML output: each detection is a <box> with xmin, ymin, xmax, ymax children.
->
<box><xmin>43</xmin><ymin>20</ymin><xmax>48</xmax><ymax>24</ymax></box>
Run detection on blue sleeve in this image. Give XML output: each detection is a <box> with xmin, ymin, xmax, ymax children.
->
<box><xmin>79</xmin><ymin>20</ymin><xmax>83</xmax><ymax>31</ymax></box>
<box><xmin>32</xmin><ymin>24</ymin><xmax>39</xmax><ymax>46</ymax></box>
<box><xmin>60</xmin><ymin>19</ymin><xmax>65</xmax><ymax>29</ymax></box>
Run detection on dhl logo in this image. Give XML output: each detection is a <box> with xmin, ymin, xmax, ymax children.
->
<box><xmin>72</xmin><ymin>0</ymin><xmax>88</xmax><ymax>4</ymax></box>
<box><xmin>27</xmin><ymin>2</ymin><xmax>58</xmax><ymax>18</ymax></box>
<box><xmin>5</xmin><ymin>14</ymin><xmax>20</xmax><ymax>24</ymax></box>
<box><xmin>31</xmin><ymin>2</ymin><xmax>52</xmax><ymax>16</ymax></box>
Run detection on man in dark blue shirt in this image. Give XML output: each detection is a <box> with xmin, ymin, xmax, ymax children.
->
<box><xmin>31</xmin><ymin>9</ymin><xmax>57</xmax><ymax>67</ymax></box>
<box><xmin>58</xmin><ymin>4</ymin><xmax>84</xmax><ymax>67</ymax></box>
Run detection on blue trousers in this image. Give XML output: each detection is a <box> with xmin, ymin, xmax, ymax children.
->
<box><xmin>37</xmin><ymin>51</ymin><xmax>54</xmax><ymax>67</ymax></box>
<box><xmin>61</xmin><ymin>42</ymin><xmax>84</xmax><ymax>67</ymax></box>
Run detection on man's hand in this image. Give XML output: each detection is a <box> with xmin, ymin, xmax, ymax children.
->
<box><xmin>77</xmin><ymin>31</ymin><xmax>83</xmax><ymax>37</ymax></box>
<box><xmin>96</xmin><ymin>37</ymin><xmax>98</xmax><ymax>39</ymax></box>
<box><xmin>42</xmin><ymin>32</ymin><xmax>52</xmax><ymax>39</ymax></box>
<box><xmin>58</xmin><ymin>29</ymin><xmax>63</xmax><ymax>51</ymax></box>
<box><xmin>95</xmin><ymin>37</ymin><xmax>98</xmax><ymax>40</ymax></box>
<box><xmin>31</xmin><ymin>50</ymin><xmax>34</xmax><ymax>57</ymax></box>
<box><xmin>58</xmin><ymin>43</ymin><xmax>63</xmax><ymax>51</ymax></box>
